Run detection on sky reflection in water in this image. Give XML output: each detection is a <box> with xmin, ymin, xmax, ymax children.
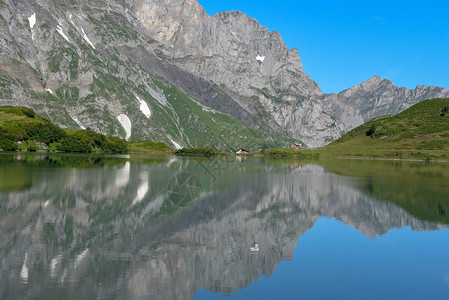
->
<box><xmin>0</xmin><ymin>153</ymin><xmax>449</xmax><ymax>300</ymax></box>
<box><xmin>195</xmin><ymin>218</ymin><xmax>449</xmax><ymax>300</ymax></box>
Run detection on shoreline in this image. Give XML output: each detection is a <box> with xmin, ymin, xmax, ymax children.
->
<box><xmin>3</xmin><ymin>150</ymin><xmax>449</xmax><ymax>163</ymax></box>
<box><xmin>253</xmin><ymin>153</ymin><xmax>449</xmax><ymax>163</ymax></box>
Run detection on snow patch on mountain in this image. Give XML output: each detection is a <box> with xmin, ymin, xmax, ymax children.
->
<box><xmin>72</xmin><ymin>116</ymin><xmax>85</xmax><ymax>129</ymax></box>
<box><xmin>137</xmin><ymin>96</ymin><xmax>151</xmax><ymax>118</ymax></box>
<box><xmin>80</xmin><ymin>27</ymin><xmax>95</xmax><ymax>49</ymax></box>
<box><xmin>170</xmin><ymin>138</ymin><xmax>181</xmax><ymax>150</ymax></box>
<box><xmin>56</xmin><ymin>25</ymin><xmax>71</xmax><ymax>43</ymax></box>
<box><xmin>28</xmin><ymin>13</ymin><xmax>36</xmax><ymax>29</ymax></box>
<box><xmin>117</xmin><ymin>114</ymin><xmax>132</xmax><ymax>140</ymax></box>
<box><xmin>256</xmin><ymin>54</ymin><xmax>265</xmax><ymax>62</ymax></box>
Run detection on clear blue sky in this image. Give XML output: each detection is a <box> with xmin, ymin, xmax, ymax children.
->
<box><xmin>198</xmin><ymin>0</ymin><xmax>449</xmax><ymax>93</ymax></box>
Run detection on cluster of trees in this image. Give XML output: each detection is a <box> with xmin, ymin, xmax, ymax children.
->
<box><xmin>0</xmin><ymin>127</ymin><xmax>18</xmax><ymax>151</ymax></box>
<box><xmin>24</xmin><ymin>122</ymin><xmax>67</xmax><ymax>144</ymax></box>
<box><xmin>0</xmin><ymin>119</ymin><xmax>128</xmax><ymax>154</ymax></box>
<box><xmin>55</xmin><ymin>128</ymin><xmax>127</xmax><ymax>153</ymax></box>
<box><xmin>174</xmin><ymin>146</ymin><xmax>226</xmax><ymax>156</ymax></box>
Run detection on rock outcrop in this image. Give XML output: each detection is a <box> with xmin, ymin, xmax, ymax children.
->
<box><xmin>325</xmin><ymin>76</ymin><xmax>449</xmax><ymax>133</ymax></box>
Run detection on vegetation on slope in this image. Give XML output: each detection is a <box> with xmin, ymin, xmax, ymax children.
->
<box><xmin>174</xmin><ymin>146</ymin><xmax>228</xmax><ymax>156</ymax></box>
<box><xmin>0</xmin><ymin>106</ymin><xmax>131</xmax><ymax>153</ymax></box>
<box><xmin>260</xmin><ymin>98</ymin><xmax>449</xmax><ymax>160</ymax></box>
<box><xmin>128</xmin><ymin>141</ymin><xmax>173</xmax><ymax>153</ymax></box>
<box><xmin>154</xmin><ymin>80</ymin><xmax>294</xmax><ymax>151</ymax></box>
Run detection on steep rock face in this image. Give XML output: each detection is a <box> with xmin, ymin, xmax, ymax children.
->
<box><xmin>325</xmin><ymin>76</ymin><xmax>449</xmax><ymax>132</ymax></box>
<box><xmin>131</xmin><ymin>1</ymin><xmax>321</xmax><ymax>98</ymax></box>
<box><xmin>127</xmin><ymin>0</ymin><xmax>340</xmax><ymax>146</ymax></box>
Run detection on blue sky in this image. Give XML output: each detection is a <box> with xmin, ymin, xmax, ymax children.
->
<box><xmin>198</xmin><ymin>0</ymin><xmax>449</xmax><ymax>93</ymax></box>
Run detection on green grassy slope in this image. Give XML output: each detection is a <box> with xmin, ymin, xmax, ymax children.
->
<box><xmin>153</xmin><ymin>81</ymin><xmax>294</xmax><ymax>151</ymax></box>
<box><xmin>260</xmin><ymin>98</ymin><xmax>449</xmax><ymax>160</ymax></box>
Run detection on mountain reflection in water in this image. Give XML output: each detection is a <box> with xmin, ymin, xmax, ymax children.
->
<box><xmin>0</xmin><ymin>153</ymin><xmax>448</xmax><ymax>300</ymax></box>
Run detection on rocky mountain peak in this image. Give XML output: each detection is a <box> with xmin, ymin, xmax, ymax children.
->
<box><xmin>348</xmin><ymin>75</ymin><xmax>385</xmax><ymax>94</ymax></box>
<box><xmin>362</xmin><ymin>75</ymin><xmax>382</xmax><ymax>85</ymax></box>
<box><xmin>129</xmin><ymin>0</ymin><xmax>320</xmax><ymax>97</ymax></box>
<box><xmin>326</xmin><ymin>76</ymin><xmax>449</xmax><ymax>134</ymax></box>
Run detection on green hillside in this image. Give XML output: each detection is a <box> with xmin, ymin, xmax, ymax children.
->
<box><xmin>0</xmin><ymin>106</ymin><xmax>131</xmax><ymax>153</ymax></box>
<box><xmin>260</xmin><ymin>98</ymin><xmax>449</xmax><ymax>160</ymax></box>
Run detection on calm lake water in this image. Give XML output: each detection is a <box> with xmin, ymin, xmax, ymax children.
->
<box><xmin>1</xmin><ymin>153</ymin><xmax>449</xmax><ymax>300</ymax></box>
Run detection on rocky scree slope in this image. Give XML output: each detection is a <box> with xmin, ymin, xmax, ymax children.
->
<box><xmin>0</xmin><ymin>0</ymin><xmax>448</xmax><ymax>148</ymax></box>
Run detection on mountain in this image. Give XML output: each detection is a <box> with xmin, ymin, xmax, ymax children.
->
<box><xmin>261</xmin><ymin>98</ymin><xmax>449</xmax><ymax>160</ymax></box>
<box><xmin>325</xmin><ymin>76</ymin><xmax>449</xmax><ymax>134</ymax></box>
<box><xmin>0</xmin><ymin>0</ymin><xmax>448</xmax><ymax>148</ymax></box>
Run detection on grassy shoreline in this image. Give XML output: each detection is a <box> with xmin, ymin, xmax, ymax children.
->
<box><xmin>255</xmin><ymin>148</ymin><xmax>449</xmax><ymax>162</ymax></box>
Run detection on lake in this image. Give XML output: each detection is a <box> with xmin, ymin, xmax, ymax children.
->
<box><xmin>1</xmin><ymin>153</ymin><xmax>449</xmax><ymax>299</ymax></box>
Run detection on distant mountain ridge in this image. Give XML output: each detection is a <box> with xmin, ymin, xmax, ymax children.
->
<box><xmin>0</xmin><ymin>0</ymin><xmax>448</xmax><ymax>148</ymax></box>
<box><xmin>325</xmin><ymin>76</ymin><xmax>449</xmax><ymax>135</ymax></box>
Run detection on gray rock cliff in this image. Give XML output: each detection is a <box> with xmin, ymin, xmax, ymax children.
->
<box><xmin>325</xmin><ymin>76</ymin><xmax>449</xmax><ymax>133</ymax></box>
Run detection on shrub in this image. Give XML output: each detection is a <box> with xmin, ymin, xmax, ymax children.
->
<box><xmin>366</xmin><ymin>124</ymin><xmax>376</xmax><ymax>137</ymax></box>
<box><xmin>0</xmin><ymin>127</ymin><xmax>18</xmax><ymax>151</ymax></box>
<box><xmin>105</xmin><ymin>136</ymin><xmax>128</xmax><ymax>153</ymax></box>
<box><xmin>174</xmin><ymin>146</ymin><xmax>226</xmax><ymax>156</ymax></box>
<box><xmin>57</xmin><ymin>135</ymin><xmax>92</xmax><ymax>153</ymax></box>
<box><xmin>0</xmin><ymin>136</ymin><xmax>18</xmax><ymax>151</ymax></box>
<box><xmin>47</xmin><ymin>142</ymin><xmax>61</xmax><ymax>151</ymax></box>
<box><xmin>24</xmin><ymin>122</ymin><xmax>67</xmax><ymax>144</ymax></box>
<box><xmin>82</xmin><ymin>128</ymin><xmax>128</xmax><ymax>153</ymax></box>
<box><xmin>21</xmin><ymin>107</ymin><xmax>36</xmax><ymax>118</ymax></box>
<box><xmin>24</xmin><ymin>140</ymin><xmax>38</xmax><ymax>151</ymax></box>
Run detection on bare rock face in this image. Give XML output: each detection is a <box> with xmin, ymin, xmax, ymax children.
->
<box><xmin>131</xmin><ymin>1</ymin><xmax>321</xmax><ymax>98</ymax></box>
<box><xmin>325</xmin><ymin>76</ymin><xmax>449</xmax><ymax>133</ymax></box>
<box><xmin>125</xmin><ymin>0</ymin><xmax>340</xmax><ymax>147</ymax></box>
